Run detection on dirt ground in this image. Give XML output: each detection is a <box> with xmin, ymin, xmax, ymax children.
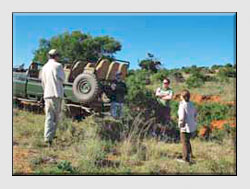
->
<box><xmin>13</xmin><ymin>146</ymin><xmax>38</xmax><ymax>174</ymax></box>
<box><xmin>174</xmin><ymin>93</ymin><xmax>235</xmax><ymax>105</ymax></box>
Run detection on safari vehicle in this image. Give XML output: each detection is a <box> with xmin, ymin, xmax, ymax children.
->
<box><xmin>13</xmin><ymin>58</ymin><xmax>129</xmax><ymax>117</ymax></box>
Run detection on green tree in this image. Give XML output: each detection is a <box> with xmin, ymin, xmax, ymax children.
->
<box><xmin>33</xmin><ymin>31</ymin><xmax>122</xmax><ymax>64</ymax></box>
<box><xmin>138</xmin><ymin>53</ymin><xmax>161</xmax><ymax>73</ymax></box>
<box><xmin>125</xmin><ymin>70</ymin><xmax>154</xmax><ymax>107</ymax></box>
<box><xmin>225</xmin><ymin>63</ymin><xmax>233</xmax><ymax>68</ymax></box>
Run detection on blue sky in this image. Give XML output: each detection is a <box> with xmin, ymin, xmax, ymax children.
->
<box><xmin>13</xmin><ymin>13</ymin><xmax>236</xmax><ymax>69</ymax></box>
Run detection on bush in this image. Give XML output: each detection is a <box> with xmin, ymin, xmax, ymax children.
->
<box><xmin>151</xmin><ymin>69</ymin><xmax>170</xmax><ymax>83</ymax></box>
<box><xmin>171</xmin><ymin>71</ymin><xmax>185</xmax><ymax>83</ymax></box>
<box><xmin>57</xmin><ymin>160</ymin><xmax>76</xmax><ymax>174</ymax></box>
<box><xmin>125</xmin><ymin>70</ymin><xmax>155</xmax><ymax>108</ymax></box>
<box><xmin>196</xmin><ymin>103</ymin><xmax>235</xmax><ymax>141</ymax></box>
<box><xmin>211</xmin><ymin>64</ymin><xmax>223</xmax><ymax>72</ymax></box>
<box><xmin>96</xmin><ymin>118</ymin><xmax>124</xmax><ymax>141</ymax></box>
<box><xmin>181</xmin><ymin>65</ymin><xmax>200</xmax><ymax>74</ymax></box>
<box><xmin>217</xmin><ymin>67</ymin><xmax>236</xmax><ymax>82</ymax></box>
<box><xmin>197</xmin><ymin>103</ymin><xmax>233</xmax><ymax>125</ymax></box>
<box><xmin>186</xmin><ymin>73</ymin><xmax>204</xmax><ymax>88</ymax></box>
<box><xmin>185</xmin><ymin>69</ymin><xmax>218</xmax><ymax>88</ymax></box>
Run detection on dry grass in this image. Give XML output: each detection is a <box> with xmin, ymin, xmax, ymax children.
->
<box><xmin>13</xmin><ymin>109</ymin><xmax>236</xmax><ymax>175</ymax></box>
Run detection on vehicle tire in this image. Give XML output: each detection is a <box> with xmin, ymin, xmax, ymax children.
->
<box><xmin>72</xmin><ymin>73</ymin><xmax>99</xmax><ymax>104</ymax></box>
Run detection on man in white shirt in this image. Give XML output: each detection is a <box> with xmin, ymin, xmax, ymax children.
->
<box><xmin>40</xmin><ymin>49</ymin><xmax>65</xmax><ymax>146</ymax></box>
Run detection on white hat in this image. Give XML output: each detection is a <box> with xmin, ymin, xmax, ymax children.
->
<box><xmin>48</xmin><ymin>49</ymin><xmax>59</xmax><ymax>56</ymax></box>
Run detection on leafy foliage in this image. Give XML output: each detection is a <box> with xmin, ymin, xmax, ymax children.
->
<box><xmin>151</xmin><ymin>69</ymin><xmax>170</xmax><ymax>83</ymax></box>
<box><xmin>125</xmin><ymin>70</ymin><xmax>154</xmax><ymax>108</ymax></box>
<box><xmin>182</xmin><ymin>65</ymin><xmax>201</xmax><ymax>74</ymax></box>
<box><xmin>57</xmin><ymin>160</ymin><xmax>76</xmax><ymax>174</ymax></box>
<box><xmin>217</xmin><ymin>67</ymin><xmax>236</xmax><ymax>82</ymax></box>
<box><xmin>33</xmin><ymin>31</ymin><xmax>121</xmax><ymax>64</ymax></box>
<box><xmin>211</xmin><ymin>64</ymin><xmax>223</xmax><ymax>72</ymax></box>
<box><xmin>171</xmin><ymin>71</ymin><xmax>185</xmax><ymax>83</ymax></box>
<box><xmin>185</xmin><ymin>72</ymin><xmax>205</xmax><ymax>88</ymax></box>
<box><xmin>196</xmin><ymin>103</ymin><xmax>235</xmax><ymax>127</ymax></box>
<box><xmin>138</xmin><ymin>53</ymin><xmax>161</xmax><ymax>73</ymax></box>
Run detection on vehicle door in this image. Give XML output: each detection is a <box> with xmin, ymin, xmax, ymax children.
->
<box><xmin>13</xmin><ymin>72</ymin><xmax>27</xmax><ymax>98</ymax></box>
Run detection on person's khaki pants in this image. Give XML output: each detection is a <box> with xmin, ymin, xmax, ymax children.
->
<box><xmin>44</xmin><ymin>97</ymin><xmax>62</xmax><ymax>142</ymax></box>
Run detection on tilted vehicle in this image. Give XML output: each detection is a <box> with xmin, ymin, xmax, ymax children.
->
<box><xmin>13</xmin><ymin>58</ymin><xmax>129</xmax><ymax>117</ymax></box>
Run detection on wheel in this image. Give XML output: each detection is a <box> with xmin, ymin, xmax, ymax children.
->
<box><xmin>72</xmin><ymin>73</ymin><xmax>99</xmax><ymax>104</ymax></box>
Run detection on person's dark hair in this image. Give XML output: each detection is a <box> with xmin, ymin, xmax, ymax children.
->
<box><xmin>49</xmin><ymin>54</ymin><xmax>59</xmax><ymax>59</ymax></box>
<box><xmin>163</xmin><ymin>78</ymin><xmax>170</xmax><ymax>84</ymax></box>
<box><xmin>181</xmin><ymin>89</ymin><xmax>190</xmax><ymax>102</ymax></box>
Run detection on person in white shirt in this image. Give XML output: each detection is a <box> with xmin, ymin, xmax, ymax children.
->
<box><xmin>40</xmin><ymin>49</ymin><xmax>65</xmax><ymax>146</ymax></box>
<box><xmin>178</xmin><ymin>90</ymin><xmax>197</xmax><ymax>163</ymax></box>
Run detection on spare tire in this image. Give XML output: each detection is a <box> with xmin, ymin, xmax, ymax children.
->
<box><xmin>72</xmin><ymin>73</ymin><xmax>99</xmax><ymax>104</ymax></box>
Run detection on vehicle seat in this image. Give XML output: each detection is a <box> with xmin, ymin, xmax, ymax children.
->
<box><xmin>68</xmin><ymin>61</ymin><xmax>87</xmax><ymax>82</ymax></box>
<box><xmin>118</xmin><ymin>63</ymin><xmax>128</xmax><ymax>81</ymax></box>
<box><xmin>106</xmin><ymin>61</ymin><xmax>120</xmax><ymax>81</ymax></box>
<box><xmin>64</xmin><ymin>69</ymin><xmax>70</xmax><ymax>82</ymax></box>
<box><xmin>28</xmin><ymin>63</ymin><xmax>39</xmax><ymax>78</ymax></box>
<box><xmin>29</xmin><ymin>70</ymin><xmax>39</xmax><ymax>78</ymax></box>
<box><xmin>95</xmin><ymin>59</ymin><xmax>110</xmax><ymax>80</ymax></box>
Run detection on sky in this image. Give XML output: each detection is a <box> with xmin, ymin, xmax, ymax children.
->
<box><xmin>13</xmin><ymin>13</ymin><xmax>236</xmax><ymax>69</ymax></box>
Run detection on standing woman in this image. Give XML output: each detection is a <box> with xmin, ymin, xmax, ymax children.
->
<box><xmin>178</xmin><ymin>90</ymin><xmax>197</xmax><ymax>163</ymax></box>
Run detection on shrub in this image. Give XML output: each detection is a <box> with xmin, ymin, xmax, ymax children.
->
<box><xmin>57</xmin><ymin>160</ymin><xmax>75</xmax><ymax>174</ymax></box>
<box><xmin>211</xmin><ymin>64</ymin><xmax>223</xmax><ymax>72</ymax></box>
<box><xmin>197</xmin><ymin>103</ymin><xmax>233</xmax><ymax>125</ymax></box>
<box><xmin>196</xmin><ymin>103</ymin><xmax>235</xmax><ymax>141</ymax></box>
<box><xmin>185</xmin><ymin>69</ymin><xmax>218</xmax><ymax>88</ymax></box>
<box><xmin>186</xmin><ymin>73</ymin><xmax>204</xmax><ymax>88</ymax></box>
<box><xmin>125</xmin><ymin>70</ymin><xmax>155</xmax><ymax>108</ymax></box>
<box><xmin>151</xmin><ymin>69</ymin><xmax>170</xmax><ymax>83</ymax></box>
<box><xmin>181</xmin><ymin>66</ymin><xmax>191</xmax><ymax>74</ymax></box>
<box><xmin>96</xmin><ymin>118</ymin><xmax>123</xmax><ymax>141</ymax></box>
<box><xmin>217</xmin><ymin>67</ymin><xmax>236</xmax><ymax>82</ymax></box>
<box><xmin>171</xmin><ymin>72</ymin><xmax>185</xmax><ymax>83</ymax></box>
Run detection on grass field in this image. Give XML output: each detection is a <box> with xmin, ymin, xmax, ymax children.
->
<box><xmin>13</xmin><ymin>109</ymin><xmax>236</xmax><ymax>175</ymax></box>
<box><xmin>13</xmin><ymin>66</ymin><xmax>236</xmax><ymax>175</ymax></box>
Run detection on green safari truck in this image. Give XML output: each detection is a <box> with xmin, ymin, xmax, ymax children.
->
<box><xmin>13</xmin><ymin>59</ymin><xmax>129</xmax><ymax>117</ymax></box>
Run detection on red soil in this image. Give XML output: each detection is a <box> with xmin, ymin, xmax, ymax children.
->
<box><xmin>174</xmin><ymin>93</ymin><xmax>222</xmax><ymax>104</ymax></box>
<box><xmin>211</xmin><ymin>119</ymin><xmax>236</xmax><ymax>130</ymax></box>
<box><xmin>174</xmin><ymin>93</ymin><xmax>236</xmax><ymax>106</ymax></box>
<box><xmin>198</xmin><ymin>118</ymin><xmax>236</xmax><ymax>137</ymax></box>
